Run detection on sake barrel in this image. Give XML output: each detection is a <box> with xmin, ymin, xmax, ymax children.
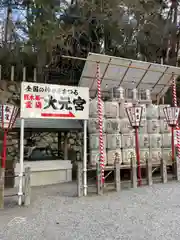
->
<box><xmin>160</xmin><ymin>119</ymin><xmax>171</xmax><ymax>133</ymax></box>
<box><xmin>139</xmin><ymin>149</ymin><xmax>149</xmax><ymax>163</ymax></box>
<box><xmin>107</xmin><ymin>149</ymin><xmax>122</xmax><ymax>165</ymax></box>
<box><xmin>151</xmin><ymin>149</ymin><xmax>161</xmax><ymax>164</ymax></box>
<box><xmin>139</xmin><ymin>134</ymin><xmax>150</xmax><ymax>148</ymax></box>
<box><xmin>105</xmin><ymin>118</ymin><xmax>121</xmax><ymax>134</ymax></box>
<box><xmin>119</xmin><ymin>102</ymin><xmax>132</xmax><ymax>118</ymax></box>
<box><xmin>162</xmin><ymin>148</ymin><xmax>172</xmax><ymax>165</ymax></box>
<box><xmin>146</xmin><ymin>104</ymin><xmax>158</xmax><ymax>119</ymax></box>
<box><xmin>121</xmin><ymin>133</ymin><xmax>135</xmax><ymax>148</ymax></box>
<box><xmin>122</xmin><ymin>148</ymin><xmax>136</xmax><ymax>165</ymax></box>
<box><xmin>120</xmin><ymin>118</ymin><xmax>133</xmax><ymax>134</ymax></box>
<box><xmin>162</xmin><ymin>133</ymin><xmax>171</xmax><ymax>148</ymax></box>
<box><xmin>149</xmin><ymin>134</ymin><xmax>162</xmax><ymax>148</ymax></box>
<box><xmin>104</xmin><ymin>101</ymin><xmax>119</xmax><ymax>118</ymax></box>
<box><xmin>89</xmin><ymin>98</ymin><xmax>104</xmax><ymax>118</ymax></box>
<box><xmin>147</xmin><ymin>119</ymin><xmax>160</xmax><ymax>134</ymax></box>
<box><xmin>89</xmin><ymin>150</ymin><xmax>107</xmax><ymax>167</ymax></box>
<box><xmin>106</xmin><ymin>134</ymin><xmax>121</xmax><ymax>149</ymax></box>
<box><xmin>89</xmin><ymin>134</ymin><xmax>106</xmax><ymax>149</ymax></box>
<box><xmin>139</xmin><ymin>120</ymin><xmax>147</xmax><ymax>134</ymax></box>
<box><xmin>88</xmin><ymin>118</ymin><xmax>106</xmax><ymax>133</ymax></box>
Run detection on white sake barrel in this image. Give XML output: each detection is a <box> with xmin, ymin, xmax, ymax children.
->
<box><xmin>89</xmin><ymin>150</ymin><xmax>107</xmax><ymax>167</ymax></box>
<box><xmin>149</xmin><ymin>134</ymin><xmax>162</xmax><ymax>148</ymax></box>
<box><xmin>139</xmin><ymin>104</ymin><xmax>146</xmax><ymax>121</ymax></box>
<box><xmin>160</xmin><ymin>119</ymin><xmax>171</xmax><ymax>133</ymax></box>
<box><xmin>89</xmin><ymin>98</ymin><xmax>104</xmax><ymax>118</ymax></box>
<box><xmin>162</xmin><ymin>133</ymin><xmax>171</xmax><ymax>148</ymax></box>
<box><xmin>104</xmin><ymin>101</ymin><xmax>119</xmax><ymax>118</ymax></box>
<box><xmin>146</xmin><ymin>104</ymin><xmax>158</xmax><ymax>119</ymax></box>
<box><xmin>139</xmin><ymin>120</ymin><xmax>147</xmax><ymax>134</ymax></box>
<box><xmin>107</xmin><ymin>149</ymin><xmax>122</xmax><ymax>165</ymax></box>
<box><xmin>162</xmin><ymin>148</ymin><xmax>172</xmax><ymax>165</ymax></box>
<box><xmin>120</xmin><ymin>118</ymin><xmax>133</xmax><ymax>134</ymax></box>
<box><xmin>147</xmin><ymin>119</ymin><xmax>160</xmax><ymax>134</ymax></box>
<box><xmin>119</xmin><ymin>102</ymin><xmax>132</xmax><ymax>118</ymax></box>
<box><xmin>121</xmin><ymin>134</ymin><xmax>135</xmax><ymax>148</ymax></box>
<box><xmin>107</xmin><ymin>134</ymin><xmax>121</xmax><ymax>149</ymax></box>
<box><xmin>158</xmin><ymin>104</ymin><xmax>170</xmax><ymax>119</ymax></box>
<box><xmin>122</xmin><ymin>149</ymin><xmax>136</xmax><ymax>165</ymax></box>
<box><xmin>151</xmin><ymin>149</ymin><xmax>161</xmax><ymax>164</ymax></box>
<box><xmin>88</xmin><ymin>118</ymin><xmax>106</xmax><ymax>133</ymax></box>
<box><xmin>105</xmin><ymin>118</ymin><xmax>121</xmax><ymax>134</ymax></box>
<box><xmin>89</xmin><ymin>134</ymin><xmax>106</xmax><ymax>149</ymax></box>
<box><xmin>139</xmin><ymin>134</ymin><xmax>149</xmax><ymax>148</ymax></box>
<box><xmin>139</xmin><ymin>149</ymin><xmax>149</xmax><ymax>163</ymax></box>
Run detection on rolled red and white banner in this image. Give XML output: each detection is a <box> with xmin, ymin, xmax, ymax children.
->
<box><xmin>96</xmin><ymin>62</ymin><xmax>105</xmax><ymax>184</ymax></box>
<box><xmin>172</xmin><ymin>76</ymin><xmax>180</xmax><ymax>159</ymax></box>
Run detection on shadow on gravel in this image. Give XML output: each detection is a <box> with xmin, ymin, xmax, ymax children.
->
<box><xmin>31</xmin><ymin>181</ymin><xmax>78</xmax><ymax>199</ymax></box>
<box><xmin>1</xmin><ymin>181</ymin><xmax>78</xmax><ymax>211</ymax></box>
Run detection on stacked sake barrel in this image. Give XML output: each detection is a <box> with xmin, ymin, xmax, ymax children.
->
<box><xmin>159</xmin><ymin>105</ymin><xmax>171</xmax><ymax>165</ymax></box>
<box><xmin>136</xmin><ymin>104</ymin><xmax>149</xmax><ymax>164</ymax></box>
<box><xmin>119</xmin><ymin>102</ymin><xmax>135</xmax><ymax>164</ymax></box>
<box><xmin>105</xmin><ymin>101</ymin><xmax>122</xmax><ymax>165</ymax></box>
<box><xmin>146</xmin><ymin>104</ymin><xmax>162</xmax><ymax>164</ymax></box>
<box><xmin>88</xmin><ymin>93</ymin><xmax>172</xmax><ymax>167</ymax></box>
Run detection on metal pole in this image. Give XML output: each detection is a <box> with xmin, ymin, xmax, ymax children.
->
<box><xmin>83</xmin><ymin>120</ymin><xmax>87</xmax><ymax>196</ymax></box>
<box><xmin>18</xmin><ymin>118</ymin><xmax>24</xmax><ymax>206</ymax></box>
<box><xmin>18</xmin><ymin>66</ymin><xmax>26</xmax><ymax>206</ymax></box>
<box><xmin>135</xmin><ymin>127</ymin><xmax>141</xmax><ymax>186</ymax></box>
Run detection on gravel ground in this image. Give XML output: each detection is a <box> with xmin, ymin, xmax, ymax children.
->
<box><xmin>0</xmin><ymin>182</ymin><xmax>180</xmax><ymax>240</ymax></box>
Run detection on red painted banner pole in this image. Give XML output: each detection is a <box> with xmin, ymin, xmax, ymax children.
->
<box><xmin>172</xmin><ymin>77</ymin><xmax>180</xmax><ymax>162</ymax></box>
<box><xmin>135</xmin><ymin>126</ymin><xmax>141</xmax><ymax>186</ymax></box>
<box><xmin>1</xmin><ymin>130</ymin><xmax>7</xmax><ymax>169</ymax></box>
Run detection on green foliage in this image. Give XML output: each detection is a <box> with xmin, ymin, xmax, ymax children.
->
<box><xmin>0</xmin><ymin>0</ymin><xmax>179</xmax><ymax>88</ymax></box>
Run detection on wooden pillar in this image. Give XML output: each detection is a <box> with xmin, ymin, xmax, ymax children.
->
<box><xmin>160</xmin><ymin>157</ymin><xmax>167</xmax><ymax>183</ymax></box>
<box><xmin>156</xmin><ymin>95</ymin><xmax>160</xmax><ymax>105</ymax></box>
<box><xmin>0</xmin><ymin>168</ymin><xmax>4</xmax><ymax>209</ymax></box>
<box><xmin>131</xmin><ymin>153</ymin><xmax>137</xmax><ymax>188</ymax></box>
<box><xmin>162</xmin><ymin>96</ymin><xmax>165</xmax><ymax>104</ymax></box>
<box><xmin>174</xmin><ymin>157</ymin><xmax>180</xmax><ymax>181</ymax></box>
<box><xmin>24</xmin><ymin>167</ymin><xmax>31</xmax><ymax>206</ymax></box>
<box><xmin>96</xmin><ymin>162</ymin><xmax>103</xmax><ymax>195</ymax></box>
<box><xmin>77</xmin><ymin>162</ymin><xmax>83</xmax><ymax>197</ymax></box>
<box><xmin>115</xmin><ymin>163</ymin><xmax>121</xmax><ymax>192</ymax></box>
<box><xmin>64</xmin><ymin>132</ymin><xmax>68</xmax><ymax>160</ymax></box>
<box><xmin>146</xmin><ymin>154</ymin><xmax>152</xmax><ymax>186</ymax></box>
<box><xmin>57</xmin><ymin>132</ymin><xmax>62</xmax><ymax>158</ymax></box>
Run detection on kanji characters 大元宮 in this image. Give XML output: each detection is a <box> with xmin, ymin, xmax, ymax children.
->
<box><xmin>44</xmin><ymin>95</ymin><xmax>58</xmax><ymax>110</ymax></box>
<box><xmin>58</xmin><ymin>97</ymin><xmax>72</xmax><ymax>110</ymax></box>
<box><xmin>73</xmin><ymin>96</ymin><xmax>86</xmax><ymax>111</ymax></box>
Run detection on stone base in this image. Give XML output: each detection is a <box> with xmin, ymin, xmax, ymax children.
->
<box><xmin>15</xmin><ymin>160</ymin><xmax>72</xmax><ymax>187</ymax></box>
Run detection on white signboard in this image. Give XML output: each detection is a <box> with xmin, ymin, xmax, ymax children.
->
<box><xmin>20</xmin><ymin>82</ymin><xmax>89</xmax><ymax>120</ymax></box>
